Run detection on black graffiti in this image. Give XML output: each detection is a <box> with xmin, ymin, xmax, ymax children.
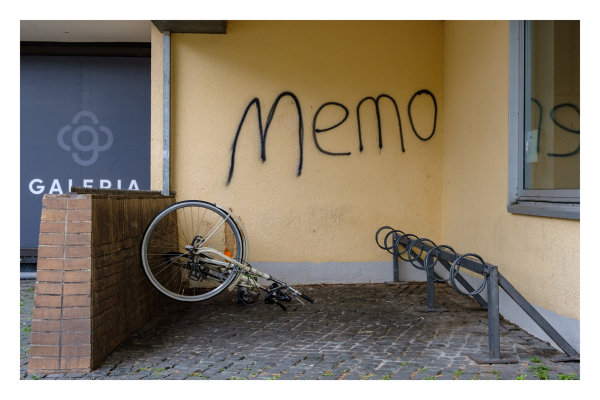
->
<box><xmin>408</xmin><ymin>89</ymin><xmax>437</xmax><ymax>141</ymax></box>
<box><xmin>227</xmin><ymin>90</ymin><xmax>437</xmax><ymax>184</ymax></box>
<box><xmin>356</xmin><ymin>94</ymin><xmax>405</xmax><ymax>153</ymax></box>
<box><xmin>529</xmin><ymin>99</ymin><xmax>580</xmax><ymax>158</ymax></box>
<box><xmin>312</xmin><ymin>102</ymin><xmax>351</xmax><ymax>156</ymax></box>
<box><xmin>227</xmin><ymin>91</ymin><xmax>304</xmax><ymax>185</ymax></box>
<box><xmin>548</xmin><ymin>103</ymin><xmax>579</xmax><ymax>157</ymax></box>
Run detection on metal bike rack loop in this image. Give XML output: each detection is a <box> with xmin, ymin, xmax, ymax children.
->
<box><xmin>375</xmin><ymin>226</ymin><xmax>580</xmax><ymax>364</ymax></box>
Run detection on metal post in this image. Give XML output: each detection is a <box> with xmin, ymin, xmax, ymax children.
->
<box><xmin>162</xmin><ymin>31</ymin><xmax>171</xmax><ymax>196</ymax></box>
<box><xmin>487</xmin><ymin>265</ymin><xmax>500</xmax><ymax>358</ymax></box>
<box><xmin>392</xmin><ymin>233</ymin><xmax>399</xmax><ymax>282</ymax></box>
<box><xmin>426</xmin><ymin>274</ymin><xmax>435</xmax><ymax>309</ymax></box>
<box><xmin>414</xmin><ymin>249</ymin><xmax>446</xmax><ymax>313</ymax></box>
<box><xmin>468</xmin><ymin>265</ymin><xmax>517</xmax><ymax>364</ymax></box>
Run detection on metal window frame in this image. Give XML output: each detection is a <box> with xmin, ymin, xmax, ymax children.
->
<box><xmin>507</xmin><ymin>21</ymin><xmax>580</xmax><ymax>220</ymax></box>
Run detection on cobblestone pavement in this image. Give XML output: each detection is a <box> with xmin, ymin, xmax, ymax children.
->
<box><xmin>20</xmin><ymin>280</ymin><xmax>35</xmax><ymax>377</ymax></box>
<box><xmin>20</xmin><ymin>281</ymin><xmax>580</xmax><ymax>380</ymax></box>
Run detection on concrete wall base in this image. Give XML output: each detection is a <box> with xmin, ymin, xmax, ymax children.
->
<box><xmin>250</xmin><ymin>260</ymin><xmax>426</xmax><ymax>285</ymax></box>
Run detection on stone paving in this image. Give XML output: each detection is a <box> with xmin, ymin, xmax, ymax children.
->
<box><xmin>20</xmin><ymin>280</ymin><xmax>35</xmax><ymax>373</ymax></box>
<box><xmin>20</xmin><ymin>280</ymin><xmax>580</xmax><ymax>380</ymax></box>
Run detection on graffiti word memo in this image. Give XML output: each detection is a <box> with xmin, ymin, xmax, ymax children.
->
<box><xmin>227</xmin><ymin>90</ymin><xmax>437</xmax><ymax>185</ymax></box>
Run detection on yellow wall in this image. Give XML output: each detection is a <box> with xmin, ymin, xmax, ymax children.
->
<box><xmin>442</xmin><ymin>20</ymin><xmax>579</xmax><ymax>320</ymax></box>
<box><xmin>150</xmin><ymin>20</ymin><xmax>579</xmax><ymax>320</ymax></box>
<box><xmin>151</xmin><ymin>21</ymin><xmax>445</xmax><ymax>263</ymax></box>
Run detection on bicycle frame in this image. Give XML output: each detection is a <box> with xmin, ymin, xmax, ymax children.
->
<box><xmin>195</xmin><ymin>246</ymin><xmax>314</xmax><ymax>308</ymax></box>
<box><xmin>195</xmin><ymin>247</ymin><xmax>270</xmax><ymax>285</ymax></box>
<box><xmin>141</xmin><ymin>199</ymin><xmax>314</xmax><ymax>309</ymax></box>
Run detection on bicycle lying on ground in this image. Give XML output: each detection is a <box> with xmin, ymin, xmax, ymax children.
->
<box><xmin>140</xmin><ymin>200</ymin><xmax>314</xmax><ymax>310</ymax></box>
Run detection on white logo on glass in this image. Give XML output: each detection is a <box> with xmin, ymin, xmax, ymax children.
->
<box><xmin>57</xmin><ymin>111</ymin><xmax>113</xmax><ymax>166</ymax></box>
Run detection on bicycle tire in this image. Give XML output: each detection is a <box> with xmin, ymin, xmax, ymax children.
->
<box><xmin>141</xmin><ymin>200</ymin><xmax>246</xmax><ymax>302</ymax></box>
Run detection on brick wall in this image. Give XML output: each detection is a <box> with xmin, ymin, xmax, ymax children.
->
<box><xmin>29</xmin><ymin>191</ymin><xmax>176</xmax><ymax>374</ymax></box>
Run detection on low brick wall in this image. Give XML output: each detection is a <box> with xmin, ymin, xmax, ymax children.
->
<box><xmin>29</xmin><ymin>191</ymin><xmax>176</xmax><ymax>374</ymax></box>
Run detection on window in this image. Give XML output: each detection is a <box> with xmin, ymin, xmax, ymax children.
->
<box><xmin>508</xmin><ymin>20</ymin><xmax>580</xmax><ymax>220</ymax></box>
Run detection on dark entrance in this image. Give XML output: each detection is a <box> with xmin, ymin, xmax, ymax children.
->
<box><xmin>20</xmin><ymin>53</ymin><xmax>151</xmax><ymax>250</ymax></box>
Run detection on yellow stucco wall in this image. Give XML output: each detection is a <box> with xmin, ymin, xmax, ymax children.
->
<box><xmin>150</xmin><ymin>20</ymin><xmax>579</xmax><ymax>320</ymax></box>
<box><xmin>152</xmin><ymin>21</ymin><xmax>445</xmax><ymax>263</ymax></box>
<box><xmin>442</xmin><ymin>21</ymin><xmax>579</xmax><ymax>320</ymax></box>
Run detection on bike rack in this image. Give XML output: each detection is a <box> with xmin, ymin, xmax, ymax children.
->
<box><xmin>376</xmin><ymin>226</ymin><xmax>580</xmax><ymax>364</ymax></box>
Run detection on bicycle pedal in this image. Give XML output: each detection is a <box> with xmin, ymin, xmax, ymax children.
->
<box><xmin>275</xmin><ymin>292</ymin><xmax>292</xmax><ymax>302</ymax></box>
<box><xmin>264</xmin><ymin>297</ymin><xmax>287</xmax><ymax>311</ymax></box>
<box><xmin>189</xmin><ymin>264</ymin><xmax>203</xmax><ymax>281</ymax></box>
<box><xmin>274</xmin><ymin>300</ymin><xmax>288</xmax><ymax>311</ymax></box>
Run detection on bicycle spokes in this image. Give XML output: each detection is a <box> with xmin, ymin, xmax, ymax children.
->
<box><xmin>141</xmin><ymin>200</ymin><xmax>315</xmax><ymax>309</ymax></box>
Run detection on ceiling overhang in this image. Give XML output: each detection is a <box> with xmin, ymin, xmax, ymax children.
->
<box><xmin>20</xmin><ymin>20</ymin><xmax>152</xmax><ymax>42</ymax></box>
<box><xmin>151</xmin><ymin>20</ymin><xmax>227</xmax><ymax>34</ymax></box>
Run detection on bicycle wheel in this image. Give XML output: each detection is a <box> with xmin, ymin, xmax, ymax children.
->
<box><xmin>141</xmin><ymin>200</ymin><xmax>246</xmax><ymax>302</ymax></box>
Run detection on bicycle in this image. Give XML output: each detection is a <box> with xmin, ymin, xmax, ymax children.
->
<box><xmin>140</xmin><ymin>200</ymin><xmax>314</xmax><ymax>310</ymax></box>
